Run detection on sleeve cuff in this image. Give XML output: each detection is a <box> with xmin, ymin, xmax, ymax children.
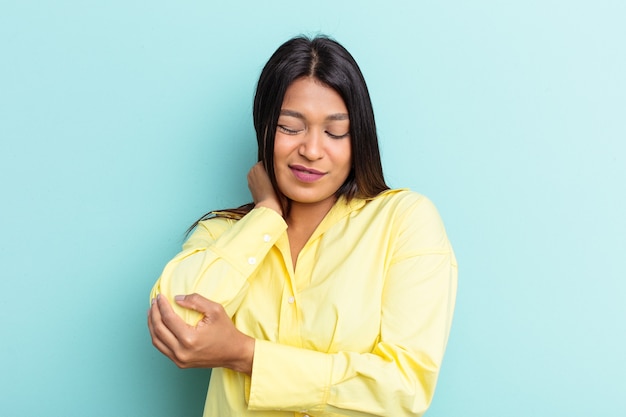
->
<box><xmin>209</xmin><ymin>207</ymin><xmax>286</xmax><ymax>276</ymax></box>
<box><xmin>247</xmin><ymin>340</ymin><xmax>332</xmax><ymax>413</ymax></box>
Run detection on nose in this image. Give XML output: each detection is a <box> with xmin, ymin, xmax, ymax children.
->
<box><xmin>298</xmin><ymin>129</ymin><xmax>324</xmax><ymax>161</ymax></box>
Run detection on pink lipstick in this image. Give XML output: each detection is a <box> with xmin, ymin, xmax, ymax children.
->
<box><xmin>290</xmin><ymin>164</ymin><xmax>326</xmax><ymax>183</ymax></box>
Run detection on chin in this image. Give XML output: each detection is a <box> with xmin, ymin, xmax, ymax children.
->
<box><xmin>291</xmin><ymin>195</ymin><xmax>337</xmax><ymax>206</ymax></box>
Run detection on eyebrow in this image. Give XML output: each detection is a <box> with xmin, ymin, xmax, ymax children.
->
<box><xmin>280</xmin><ymin>109</ymin><xmax>349</xmax><ymax>121</ymax></box>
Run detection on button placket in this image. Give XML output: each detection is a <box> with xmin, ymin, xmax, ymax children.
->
<box><xmin>277</xmin><ymin>288</ymin><xmax>299</xmax><ymax>344</ymax></box>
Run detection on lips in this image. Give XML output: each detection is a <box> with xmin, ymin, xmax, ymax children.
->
<box><xmin>289</xmin><ymin>164</ymin><xmax>326</xmax><ymax>183</ymax></box>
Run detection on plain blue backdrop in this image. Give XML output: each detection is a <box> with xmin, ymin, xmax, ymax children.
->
<box><xmin>1</xmin><ymin>1</ymin><xmax>624</xmax><ymax>416</ymax></box>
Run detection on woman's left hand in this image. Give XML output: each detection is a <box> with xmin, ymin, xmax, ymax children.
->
<box><xmin>147</xmin><ymin>293</ymin><xmax>255</xmax><ymax>375</ymax></box>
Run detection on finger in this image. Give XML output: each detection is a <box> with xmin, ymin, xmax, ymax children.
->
<box><xmin>150</xmin><ymin>328</ymin><xmax>176</xmax><ymax>359</ymax></box>
<box><xmin>155</xmin><ymin>293</ymin><xmax>180</xmax><ymax>328</ymax></box>
<box><xmin>148</xmin><ymin>299</ymin><xmax>174</xmax><ymax>345</ymax></box>
<box><xmin>174</xmin><ymin>293</ymin><xmax>223</xmax><ymax>321</ymax></box>
<box><xmin>247</xmin><ymin>162</ymin><xmax>265</xmax><ymax>181</ymax></box>
<box><xmin>147</xmin><ymin>302</ymin><xmax>179</xmax><ymax>361</ymax></box>
<box><xmin>156</xmin><ymin>294</ymin><xmax>204</xmax><ymax>347</ymax></box>
<box><xmin>254</xmin><ymin>161</ymin><xmax>266</xmax><ymax>171</ymax></box>
<box><xmin>150</xmin><ymin>296</ymin><xmax>185</xmax><ymax>353</ymax></box>
<box><xmin>149</xmin><ymin>300</ymin><xmax>201</xmax><ymax>368</ymax></box>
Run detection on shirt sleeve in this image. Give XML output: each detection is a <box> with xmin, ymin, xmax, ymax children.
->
<box><xmin>246</xmin><ymin>196</ymin><xmax>458</xmax><ymax>417</ymax></box>
<box><xmin>150</xmin><ymin>207</ymin><xmax>287</xmax><ymax>325</ymax></box>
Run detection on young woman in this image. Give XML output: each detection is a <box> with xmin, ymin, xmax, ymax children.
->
<box><xmin>148</xmin><ymin>35</ymin><xmax>457</xmax><ymax>417</ymax></box>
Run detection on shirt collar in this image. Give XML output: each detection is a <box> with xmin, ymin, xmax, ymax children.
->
<box><xmin>308</xmin><ymin>188</ymin><xmax>406</xmax><ymax>241</ymax></box>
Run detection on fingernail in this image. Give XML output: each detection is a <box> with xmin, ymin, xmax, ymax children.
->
<box><xmin>151</xmin><ymin>298</ymin><xmax>156</xmax><ymax>305</ymax></box>
<box><xmin>156</xmin><ymin>294</ymin><xmax>161</xmax><ymax>301</ymax></box>
<box><xmin>174</xmin><ymin>295</ymin><xmax>185</xmax><ymax>302</ymax></box>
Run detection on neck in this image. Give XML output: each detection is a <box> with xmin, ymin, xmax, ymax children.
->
<box><xmin>286</xmin><ymin>197</ymin><xmax>337</xmax><ymax>231</ymax></box>
<box><xmin>284</xmin><ymin>197</ymin><xmax>338</xmax><ymax>270</ymax></box>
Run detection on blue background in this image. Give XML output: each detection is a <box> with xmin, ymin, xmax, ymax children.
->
<box><xmin>1</xmin><ymin>1</ymin><xmax>624</xmax><ymax>415</ymax></box>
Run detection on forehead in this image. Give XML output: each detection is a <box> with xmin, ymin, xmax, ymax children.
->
<box><xmin>281</xmin><ymin>77</ymin><xmax>348</xmax><ymax>116</ymax></box>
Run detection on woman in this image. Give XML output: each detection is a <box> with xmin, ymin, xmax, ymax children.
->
<box><xmin>148</xmin><ymin>35</ymin><xmax>457</xmax><ymax>417</ymax></box>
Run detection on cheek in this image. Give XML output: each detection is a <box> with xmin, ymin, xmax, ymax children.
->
<box><xmin>272</xmin><ymin>143</ymin><xmax>285</xmax><ymax>168</ymax></box>
<box><xmin>336</xmin><ymin>144</ymin><xmax>352</xmax><ymax>172</ymax></box>
<box><xmin>273</xmin><ymin>135</ymin><xmax>292</xmax><ymax>159</ymax></box>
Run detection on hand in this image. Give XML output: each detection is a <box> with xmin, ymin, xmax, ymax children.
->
<box><xmin>147</xmin><ymin>293</ymin><xmax>255</xmax><ymax>375</ymax></box>
<box><xmin>247</xmin><ymin>162</ymin><xmax>283</xmax><ymax>216</ymax></box>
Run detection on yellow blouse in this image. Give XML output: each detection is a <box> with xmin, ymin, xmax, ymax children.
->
<box><xmin>151</xmin><ymin>189</ymin><xmax>457</xmax><ymax>417</ymax></box>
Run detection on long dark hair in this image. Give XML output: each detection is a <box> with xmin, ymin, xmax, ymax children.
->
<box><xmin>187</xmin><ymin>35</ymin><xmax>388</xmax><ymax>233</ymax></box>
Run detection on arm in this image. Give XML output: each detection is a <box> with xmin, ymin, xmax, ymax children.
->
<box><xmin>246</xmin><ymin>197</ymin><xmax>458</xmax><ymax>416</ymax></box>
<box><xmin>150</xmin><ymin>162</ymin><xmax>286</xmax><ymax>325</ymax></box>
<box><xmin>148</xmin><ymin>162</ymin><xmax>283</xmax><ymax>372</ymax></box>
<box><xmin>150</xmin><ymin>206</ymin><xmax>286</xmax><ymax>324</ymax></box>
<box><xmin>147</xmin><ymin>212</ymin><xmax>280</xmax><ymax>373</ymax></box>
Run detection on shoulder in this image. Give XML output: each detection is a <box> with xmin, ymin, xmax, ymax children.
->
<box><xmin>363</xmin><ymin>189</ymin><xmax>451</xmax><ymax>252</ymax></box>
<box><xmin>364</xmin><ymin>188</ymin><xmax>439</xmax><ymax>218</ymax></box>
<box><xmin>197</xmin><ymin>216</ymin><xmax>237</xmax><ymax>235</ymax></box>
<box><xmin>182</xmin><ymin>217</ymin><xmax>236</xmax><ymax>250</ymax></box>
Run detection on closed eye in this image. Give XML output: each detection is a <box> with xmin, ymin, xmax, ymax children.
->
<box><xmin>326</xmin><ymin>131</ymin><xmax>350</xmax><ymax>139</ymax></box>
<box><xmin>277</xmin><ymin>125</ymin><xmax>301</xmax><ymax>135</ymax></box>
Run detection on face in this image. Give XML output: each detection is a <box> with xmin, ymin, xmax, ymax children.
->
<box><xmin>273</xmin><ymin>77</ymin><xmax>352</xmax><ymax>209</ymax></box>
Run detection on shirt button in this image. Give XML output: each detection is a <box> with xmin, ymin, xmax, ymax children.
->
<box><xmin>263</xmin><ymin>234</ymin><xmax>271</xmax><ymax>242</ymax></box>
<box><xmin>287</xmin><ymin>296</ymin><xmax>295</xmax><ymax>304</ymax></box>
<box><xmin>248</xmin><ymin>257</ymin><xmax>256</xmax><ymax>265</ymax></box>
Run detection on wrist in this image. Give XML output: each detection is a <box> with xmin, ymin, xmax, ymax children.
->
<box><xmin>229</xmin><ymin>334</ymin><xmax>255</xmax><ymax>376</ymax></box>
<box><xmin>255</xmin><ymin>200</ymin><xmax>283</xmax><ymax>217</ymax></box>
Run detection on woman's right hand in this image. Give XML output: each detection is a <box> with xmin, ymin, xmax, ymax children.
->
<box><xmin>247</xmin><ymin>162</ymin><xmax>283</xmax><ymax>216</ymax></box>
